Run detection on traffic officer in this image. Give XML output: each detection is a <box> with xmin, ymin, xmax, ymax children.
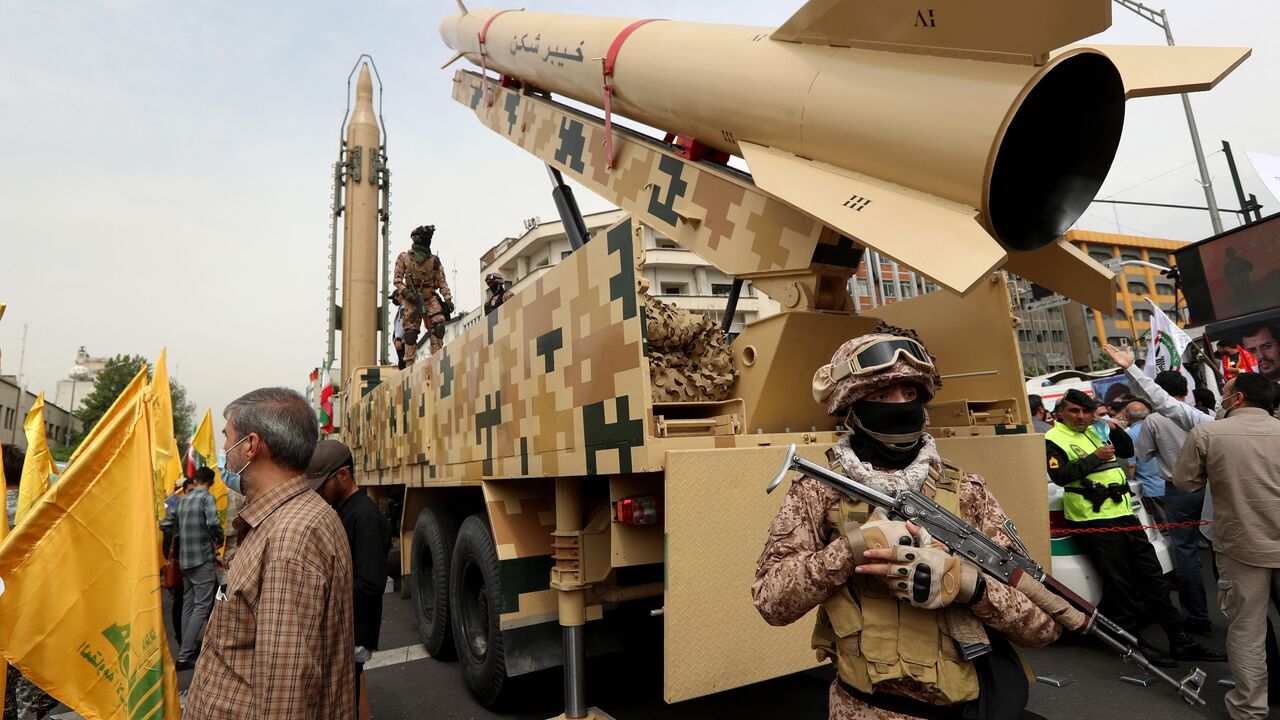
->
<box><xmin>754</xmin><ymin>328</ymin><xmax>1061</xmax><ymax>719</ymax></box>
<box><xmin>393</xmin><ymin>225</ymin><xmax>453</xmax><ymax>362</ymax></box>
<box><xmin>1046</xmin><ymin>388</ymin><xmax>1224</xmax><ymax>667</ymax></box>
<box><xmin>483</xmin><ymin>272</ymin><xmax>513</xmax><ymax>316</ymax></box>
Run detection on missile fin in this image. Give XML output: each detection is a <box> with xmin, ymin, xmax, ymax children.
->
<box><xmin>739</xmin><ymin>142</ymin><xmax>1006</xmax><ymax>297</ymax></box>
<box><xmin>1001</xmin><ymin>238</ymin><xmax>1115</xmax><ymax>311</ymax></box>
<box><xmin>771</xmin><ymin>0</ymin><xmax>1110</xmax><ymax>64</ymax></box>
<box><xmin>1056</xmin><ymin>45</ymin><xmax>1251</xmax><ymax>100</ymax></box>
<box><xmin>441</xmin><ymin>50</ymin><xmax>466</xmax><ymax>69</ymax></box>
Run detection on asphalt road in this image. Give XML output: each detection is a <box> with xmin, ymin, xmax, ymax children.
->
<box><xmin>149</xmin><ymin>549</ymin><xmax>1252</xmax><ymax>720</ymax></box>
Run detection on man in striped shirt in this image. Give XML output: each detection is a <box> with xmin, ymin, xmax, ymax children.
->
<box><xmin>160</xmin><ymin>466</ymin><xmax>223</xmax><ymax>669</ymax></box>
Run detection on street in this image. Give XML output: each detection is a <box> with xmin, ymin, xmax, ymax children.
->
<box><xmin>358</xmin><ymin>584</ymin><xmax>1236</xmax><ymax>719</ymax></box>
<box><xmin>135</xmin><ymin>550</ymin><xmax>1245</xmax><ymax>720</ymax></box>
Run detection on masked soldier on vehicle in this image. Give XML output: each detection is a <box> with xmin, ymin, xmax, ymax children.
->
<box><xmin>393</xmin><ymin>225</ymin><xmax>453</xmax><ymax>362</ymax></box>
<box><xmin>483</xmin><ymin>272</ymin><xmax>513</xmax><ymax>316</ymax></box>
<box><xmin>754</xmin><ymin>327</ymin><xmax>1062</xmax><ymax>720</ymax></box>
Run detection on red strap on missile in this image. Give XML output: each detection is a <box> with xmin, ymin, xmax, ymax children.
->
<box><xmin>478</xmin><ymin>9</ymin><xmax>519</xmax><ymax>106</ymax></box>
<box><xmin>602</xmin><ymin>18</ymin><xmax>662</xmax><ymax>169</ymax></box>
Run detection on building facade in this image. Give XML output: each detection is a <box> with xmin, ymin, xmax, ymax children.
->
<box><xmin>1060</xmin><ymin>229</ymin><xmax>1187</xmax><ymax>369</ymax></box>
<box><xmin>474</xmin><ymin>211</ymin><xmax>781</xmax><ymax>338</ymax></box>
<box><xmin>0</xmin><ymin>375</ymin><xmax>78</xmax><ymax>453</ymax></box>
<box><xmin>54</xmin><ymin>346</ymin><xmax>110</xmax><ymax>415</ymax></box>
<box><xmin>449</xmin><ymin>214</ymin><xmax>1189</xmax><ymax>376</ymax></box>
<box><xmin>846</xmin><ymin>250</ymin><xmax>939</xmax><ymax>312</ymax></box>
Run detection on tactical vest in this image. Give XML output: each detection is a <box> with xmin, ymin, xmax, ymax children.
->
<box><xmin>401</xmin><ymin>253</ymin><xmax>441</xmax><ymax>296</ymax></box>
<box><xmin>810</xmin><ymin>461</ymin><xmax>981</xmax><ymax>704</ymax></box>
<box><xmin>1045</xmin><ymin>422</ymin><xmax>1131</xmax><ymax>522</ymax></box>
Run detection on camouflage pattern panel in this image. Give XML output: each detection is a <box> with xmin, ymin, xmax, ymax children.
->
<box><xmin>433</xmin><ymin>214</ymin><xmax>652</xmax><ymax>482</ymax></box>
<box><xmin>481</xmin><ymin>478</ymin><xmax>560</xmax><ymax>630</ymax></box>
<box><xmin>450</xmin><ymin>70</ymin><xmax>863</xmax><ymax>280</ymax></box>
<box><xmin>342</xmin><ymin>364</ymin><xmax>403</xmax><ymax>485</ymax></box>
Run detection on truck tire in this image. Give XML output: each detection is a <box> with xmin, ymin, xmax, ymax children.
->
<box><xmin>450</xmin><ymin>514</ymin><xmax>510</xmax><ymax>708</ymax></box>
<box><xmin>411</xmin><ymin>506</ymin><xmax>459</xmax><ymax>660</ymax></box>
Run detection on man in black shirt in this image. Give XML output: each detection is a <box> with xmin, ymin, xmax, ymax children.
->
<box><xmin>307</xmin><ymin>440</ymin><xmax>393</xmax><ymax>718</ymax></box>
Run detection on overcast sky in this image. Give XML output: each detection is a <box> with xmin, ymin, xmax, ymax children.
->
<box><xmin>1</xmin><ymin>0</ymin><xmax>1276</xmax><ymax>433</ymax></box>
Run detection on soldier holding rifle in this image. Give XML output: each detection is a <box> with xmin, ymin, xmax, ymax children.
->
<box><xmin>393</xmin><ymin>225</ymin><xmax>453</xmax><ymax>362</ymax></box>
<box><xmin>753</xmin><ymin>328</ymin><xmax>1061</xmax><ymax>720</ymax></box>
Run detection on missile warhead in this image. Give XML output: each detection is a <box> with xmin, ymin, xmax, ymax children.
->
<box><xmin>441</xmin><ymin>1</ymin><xmax>1248</xmax><ymax>299</ymax></box>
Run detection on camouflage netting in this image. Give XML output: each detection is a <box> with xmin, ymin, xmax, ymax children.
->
<box><xmin>645</xmin><ymin>295</ymin><xmax>738</xmax><ymax>402</ymax></box>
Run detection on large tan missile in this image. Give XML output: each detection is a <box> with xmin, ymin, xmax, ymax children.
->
<box><xmin>340</xmin><ymin>63</ymin><xmax>381</xmax><ymax>377</ymax></box>
<box><xmin>441</xmin><ymin>1</ymin><xmax>1248</xmax><ymax>295</ymax></box>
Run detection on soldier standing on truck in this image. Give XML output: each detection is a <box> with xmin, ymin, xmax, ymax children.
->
<box><xmin>753</xmin><ymin>327</ymin><xmax>1062</xmax><ymax>720</ymax></box>
<box><xmin>482</xmin><ymin>272</ymin><xmax>513</xmax><ymax>315</ymax></box>
<box><xmin>394</xmin><ymin>225</ymin><xmax>453</xmax><ymax>362</ymax></box>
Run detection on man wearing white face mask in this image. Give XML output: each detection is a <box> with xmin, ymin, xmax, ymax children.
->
<box><xmin>184</xmin><ymin>387</ymin><xmax>356</xmax><ymax>720</ymax></box>
<box><xmin>1175</xmin><ymin>374</ymin><xmax>1280</xmax><ymax>720</ymax></box>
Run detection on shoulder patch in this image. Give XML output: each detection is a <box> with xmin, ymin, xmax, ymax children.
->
<box><xmin>1048</xmin><ymin>456</ymin><xmax>1060</xmax><ymax>469</ymax></box>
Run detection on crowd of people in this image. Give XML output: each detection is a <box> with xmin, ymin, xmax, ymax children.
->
<box><xmin>1030</xmin><ymin>342</ymin><xmax>1280</xmax><ymax>719</ymax></box>
<box><xmin>156</xmin><ymin>387</ymin><xmax>391</xmax><ymax>720</ymax></box>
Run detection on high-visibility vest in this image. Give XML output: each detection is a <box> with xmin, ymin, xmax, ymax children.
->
<box><xmin>1045</xmin><ymin>422</ymin><xmax>1131</xmax><ymax>522</ymax></box>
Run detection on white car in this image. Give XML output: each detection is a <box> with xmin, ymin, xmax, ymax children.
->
<box><xmin>1026</xmin><ymin>369</ymin><xmax>1125</xmax><ymax>412</ymax></box>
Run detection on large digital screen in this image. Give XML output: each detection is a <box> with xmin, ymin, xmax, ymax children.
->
<box><xmin>1206</xmin><ymin>307</ymin><xmax>1280</xmax><ymax>382</ymax></box>
<box><xmin>1175</xmin><ymin>212</ymin><xmax>1280</xmax><ymax>326</ymax></box>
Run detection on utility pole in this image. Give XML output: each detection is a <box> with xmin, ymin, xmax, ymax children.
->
<box><xmin>1221</xmin><ymin>140</ymin><xmax>1265</xmax><ymax>223</ymax></box>
<box><xmin>1112</xmin><ymin>0</ymin><xmax>1224</xmax><ymax>235</ymax></box>
<box><xmin>11</xmin><ymin>323</ymin><xmax>27</xmax><ymax>444</ymax></box>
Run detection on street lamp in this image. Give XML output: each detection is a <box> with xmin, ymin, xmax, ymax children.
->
<box><xmin>1104</xmin><ymin>256</ymin><xmax>1190</xmax><ymax>337</ymax></box>
<box><xmin>1112</xmin><ymin>0</ymin><xmax>1225</xmax><ymax>235</ymax></box>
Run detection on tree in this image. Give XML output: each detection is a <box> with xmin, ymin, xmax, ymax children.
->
<box><xmin>58</xmin><ymin>353</ymin><xmax>197</xmax><ymax>458</ymax></box>
<box><xmin>75</xmin><ymin>354</ymin><xmax>148</xmax><ymax>437</ymax></box>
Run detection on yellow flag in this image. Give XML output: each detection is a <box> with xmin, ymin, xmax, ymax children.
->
<box><xmin>15</xmin><ymin>393</ymin><xmax>58</xmax><ymax>525</ymax></box>
<box><xmin>190</xmin><ymin>409</ymin><xmax>228</xmax><ymax>529</ymax></box>
<box><xmin>148</xmin><ymin>350</ymin><xmax>182</xmax><ymax>520</ymax></box>
<box><xmin>0</xmin><ymin>300</ymin><xmax>6</xmax><ymax>702</ymax></box>
<box><xmin>0</xmin><ymin>390</ymin><xmax>181</xmax><ymax>719</ymax></box>
<box><xmin>0</xmin><ymin>431</ymin><xmax>8</xmax><ymax>706</ymax></box>
<box><xmin>69</xmin><ymin>365</ymin><xmax>149</xmax><ymax>466</ymax></box>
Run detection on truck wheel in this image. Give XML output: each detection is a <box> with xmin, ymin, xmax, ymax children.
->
<box><xmin>411</xmin><ymin>506</ymin><xmax>459</xmax><ymax>659</ymax></box>
<box><xmin>451</xmin><ymin>514</ymin><xmax>510</xmax><ymax>708</ymax></box>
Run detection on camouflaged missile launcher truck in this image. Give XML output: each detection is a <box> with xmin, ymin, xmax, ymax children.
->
<box><xmin>341</xmin><ymin>212</ymin><xmax>1051</xmax><ymax>713</ymax></box>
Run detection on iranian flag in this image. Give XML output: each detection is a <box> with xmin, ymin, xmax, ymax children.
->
<box><xmin>1143</xmin><ymin>298</ymin><xmax>1197</xmax><ymax>394</ymax></box>
<box><xmin>320</xmin><ymin>361</ymin><xmax>336</xmax><ymax>433</ymax></box>
<box><xmin>1237</xmin><ymin>345</ymin><xmax>1260</xmax><ymax>374</ymax></box>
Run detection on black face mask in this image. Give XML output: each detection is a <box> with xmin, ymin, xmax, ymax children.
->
<box><xmin>847</xmin><ymin>399</ymin><xmax>927</xmax><ymax>469</ymax></box>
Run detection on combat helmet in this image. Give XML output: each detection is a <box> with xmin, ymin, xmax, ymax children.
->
<box><xmin>812</xmin><ymin>323</ymin><xmax>941</xmax><ymax>418</ymax></box>
<box><xmin>410</xmin><ymin>225</ymin><xmax>435</xmax><ymax>246</ymax></box>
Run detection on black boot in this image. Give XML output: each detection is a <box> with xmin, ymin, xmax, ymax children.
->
<box><xmin>1169</xmin><ymin>632</ymin><xmax>1228</xmax><ymax>662</ymax></box>
<box><xmin>1137</xmin><ymin>638</ymin><xmax>1178</xmax><ymax>668</ymax></box>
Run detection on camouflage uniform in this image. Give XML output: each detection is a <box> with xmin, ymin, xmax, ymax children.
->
<box><xmin>393</xmin><ymin>250</ymin><xmax>452</xmax><ymax>361</ymax></box>
<box><xmin>483</xmin><ymin>287</ymin><xmax>514</xmax><ymax>315</ymax></box>
<box><xmin>754</xmin><ymin>465</ymin><xmax>1061</xmax><ymax>718</ymax></box>
<box><xmin>754</xmin><ymin>329</ymin><xmax>1060</xmax><ymax>719</ymax></box>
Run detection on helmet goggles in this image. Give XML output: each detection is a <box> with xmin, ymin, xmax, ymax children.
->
<box><xmin>830</xmin><ymin>337</ymin><xmax>934</xmax><ymax>382</ymax></box>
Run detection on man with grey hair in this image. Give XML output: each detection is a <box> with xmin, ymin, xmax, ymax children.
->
<box><xmin>184</xmin><ymin>387</ymin><xmax>355</xmax><ymax>720</ymax></box>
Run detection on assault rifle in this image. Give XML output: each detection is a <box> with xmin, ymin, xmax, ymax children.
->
<box><xmin>768</xmin><ymin>444</ymin><xmax>1207</xmax><ymax>706</ymax></box>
